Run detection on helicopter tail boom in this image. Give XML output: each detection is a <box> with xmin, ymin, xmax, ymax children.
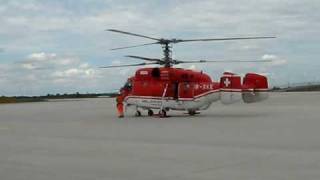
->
<box><xmin>220</xmin><ymin>72</ymin><xmax>269</xmax><ymax>104</ymax></box>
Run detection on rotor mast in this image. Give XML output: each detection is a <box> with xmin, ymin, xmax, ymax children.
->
<box><xmin>162</xmin><ymin>42</ymin><xmax>172</xmax><ymax>67</ymax></box>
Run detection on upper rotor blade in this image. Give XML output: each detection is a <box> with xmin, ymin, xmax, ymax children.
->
<box><xmin>107</xmin><ymin>29</ymin><xmax>160</xmax><ymax>41</ymax></box>
<box><xmin>126</xmin><ymin>55</ymin><xmax>163</xmax><ymax>62</ymax></box>
<box><xmin>100</xmin><ymin>62</ymin><xmax>159</xmax><ymax>68</ymax></box>
<box><xmin>173</xmin><ymin>59</ymin><xmax>272</xmax><ymax>64</ymax></box>
<box><xmin>173</xmin><ymin>36</ymin><xmax>275</xmax><ymax>43</ymax></box>
<box><xmin>110</xmin><ymin>42</ymin><xmax>160</xmax><ymax>50</ymax></box>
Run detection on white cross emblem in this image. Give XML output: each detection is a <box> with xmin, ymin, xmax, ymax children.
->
<box><xmin>224</xmin><ymin>78</ymin><xmax>231</xmax><ymax>87</ymax></box>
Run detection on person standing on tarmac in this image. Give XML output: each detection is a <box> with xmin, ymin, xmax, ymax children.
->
<box><xmin>116</xmin><ymin>79</ymin><xmax>132</xmax><ymax>118</ymax></box>
<box><xmin>116</xmin><ymin>92</ymin><xmax>125</xmax><ymax>118</ymax></box>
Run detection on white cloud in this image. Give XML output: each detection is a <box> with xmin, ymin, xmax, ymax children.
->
<box><xmin>21</xmin><ymin>63</ymin><xmax>36</xmax><ymax>70</ymax></box>
<box><xmin>20</xmin><ymin>52</ymin><xmax>81</xmax><ymax>70</ymax></box>
<box><xmin>187</xmin><ymin>65</ymin><xmax>196</xmax><ymax>70</ymax></box>
<box><xmin>79</xmin><ymin>63</ymin><xmax>89</xmax><ymax>69</ymax></box>
<box><xmin>0</xmin><ymin>52</ymin><xmax>111</xmax><ymax>95</ymax></box>
<box><xmin>270</xmin><ymin>59</ymin><xmax>287</xmax><ymax>66</ymax></box>
<box><xmin>262</xmin><ymin>54</ymin><xmax>277</xmax><ymax>60</ymax></box>
<box><xmin>27</xmin><ymin>52</ymin><xmax>57</xmax><ymax>61</ymax></box>
<box><xmin>262</xmin><ymin>54</ymin><xmax>287</xmax><ymax>66</ymax></box>
<box><xmin>52</xmin><ymin>67</ymin><xmax>96</xmax><ymax>78</ymax></box>
<box><xmin>64</xmin><ymin>68</ymin><xmax>80</xmax><ymax>76</ymax></box>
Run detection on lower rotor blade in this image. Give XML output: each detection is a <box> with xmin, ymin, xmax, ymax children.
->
<box><xmin>126</xmin><ymin>55</ymin><xmax>163</xmax><ymax>62</ymax></box>
<box><xmin>100</xmin><ymin>62</ymin><xmax>159</xmax><ymax>68</ymax></box>
<box><xmin>110</xmin><ymin>42</ymin><xmax>160</xmax><ymax>50</ymax></box>
<box><xmin>173</xmin><ymin>59</ymin><xmax>272</xmax><ymax>64</ymax></box>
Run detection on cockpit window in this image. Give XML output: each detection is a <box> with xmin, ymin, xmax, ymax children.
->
<box><xmin>123</xmin><ymin>81</ymin><xmax>132</xmax><ymax>90</ymax></box>
<box><xmin>151</xmin><ymin>68</ymin><xmax>160</xmax><ymax>78</ymax></box>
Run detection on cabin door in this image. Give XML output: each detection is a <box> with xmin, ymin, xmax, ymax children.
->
<box><xmin>173</xmin><ymin>82</ymin><xmax>179</xmax><ymax>99</ymax></box>
<box><xmin>178</xmin><ymin>82</ymin><xmax>194</xmax><ymax>99</ymax></box>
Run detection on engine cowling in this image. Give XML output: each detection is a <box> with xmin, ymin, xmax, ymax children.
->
<box><xmin>242</xmin><ymin>73</ymin><xmax>269</xmax><ymax>103</ymax></box>
<box><xmin>220</xmin><ymin>72</ymin><xmax>242</xmax><ymax>104</ymax></box>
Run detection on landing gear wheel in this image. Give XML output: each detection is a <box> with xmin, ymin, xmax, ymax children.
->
<box><xmin>188</xmin><ymin>110</ymin><xmax>196</xmax><ymax>116</ymax></box>
<box><xmin>148</xmin><ymin>109</ymin><xmax>154</xmax><ymax>116</ymax></box>
<box><xmin>159</xmin><ymin>109</ymin><xmax>167</xmax><ymax>118</ymax></box>
<box><xmin>135</xmin><ymin>110</ymin><xmax>142</xmax><ymax>117</ymax></box>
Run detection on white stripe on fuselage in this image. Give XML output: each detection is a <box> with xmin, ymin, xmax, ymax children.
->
<box><xmin>124</xmin><ymin>88</ymin><xmax>268</xmax><ymax>110</ymax></box>
<box><xmin>125</xmin><ymin>90</ymin><xmax>220</xmax><ymax>110</ymax></box>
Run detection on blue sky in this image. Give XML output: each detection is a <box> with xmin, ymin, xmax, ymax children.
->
<box><xmin>0</xmin><ymin>0</ymin><xmax>319</xmax><ymax>96</ymax></box>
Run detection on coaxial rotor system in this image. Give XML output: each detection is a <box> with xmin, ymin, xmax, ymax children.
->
<box><xmin>101</xmin><ymin>29</ymin><xmax>275</xmax><ymax>68</ymax></box>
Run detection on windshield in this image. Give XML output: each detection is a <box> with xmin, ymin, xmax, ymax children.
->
<box><xmin>123</xmin><ymin>80</ymin><xmax>132</xmax><ymax>90</ymax></box>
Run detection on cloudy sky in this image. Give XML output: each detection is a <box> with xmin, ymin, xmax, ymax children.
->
<box><xmin>0</xmin><ymin>0</ymin><xmax>319</xmax><ymax>96</ymax></box>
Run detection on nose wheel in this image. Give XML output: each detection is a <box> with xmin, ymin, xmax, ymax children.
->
<box><xmin>135</xmin><ymin>110</ymin><xmax>142</xmax><ymax>117</ymax></box>
<box><xmin>158</xmin><ymin>109</ymin><xmax>167</xmax><ymax>118</ymax></box>
<box><xmin>148</xmin><ymin>109</ymin><xmax>154</xmax><ymax>116</ymax></box>
<box><xmin>188</xmin><ymin>110</ymin><xmax>199</xmax><ymax>116</ymax></box>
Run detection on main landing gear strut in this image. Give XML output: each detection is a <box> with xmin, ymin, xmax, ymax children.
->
<box><xmin>148</xmin><ymin>109</ymin><xmax>154</xmax><ymax>116</ymax></box>
<box><xmin>135</xmin><ymin>109</ymin><xmax>167</xmax><ymax>117</ymax></box>
<box><xmin>135</xmin><ymin>109</ymin><xmax>167</xmax><ymax>118</ymax></box>
<box><xmin>158</xmin><ymin>109</ymin><xmax>167</xmax><ymax>118</ymax></box>
<box><xmin>188</xmin><ymin>110</ymin><xmax>200</xmax><ymax>116</ymax></box>
<box><xmin>134</xmin><ymin>109</ymin><xmax>199</xmax><ymax>117</ymax></box>
<box><xmin>135</xmin><ymin>110</ymin><xmax>142</xmax><ymax>117</ymax></box>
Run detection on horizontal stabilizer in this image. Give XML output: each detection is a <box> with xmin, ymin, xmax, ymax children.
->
<box><xmin>242</xmin><ymin>73</ymin><xmax>269</xmax><ymax>103</ymax></box>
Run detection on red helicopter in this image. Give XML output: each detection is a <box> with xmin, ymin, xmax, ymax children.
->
<box><xmin>102</xmin><ymin>29</ymin><xmax>274</xmax><ymax>117</ymax></box>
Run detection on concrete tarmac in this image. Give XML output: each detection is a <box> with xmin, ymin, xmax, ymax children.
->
<box><xmin>1</xmin><ymin>92</ymin><xmax>320</xmax><ymax>180</ymax></box>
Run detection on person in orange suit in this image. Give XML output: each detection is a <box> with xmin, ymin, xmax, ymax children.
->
<box><xmin>116</xmin><ymin>79</ymin><xmax>132</xmax><ymax>118</ymax></box>
<box><xmin>116</xmin><ymin>93</ymin><xmax>125</xmax><ymax>118</ymax></box>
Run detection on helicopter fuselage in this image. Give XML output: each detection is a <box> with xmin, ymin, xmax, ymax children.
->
<box><xmin>121</xmin><ymin>67</ymin><xmax>269</xmax><ymax>114</ymax></box>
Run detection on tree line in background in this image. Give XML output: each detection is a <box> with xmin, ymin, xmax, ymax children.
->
<box><xmin>0</xmin><ymin>92</ymin><xmax>119</xmax><ymax>104</ymax></box>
